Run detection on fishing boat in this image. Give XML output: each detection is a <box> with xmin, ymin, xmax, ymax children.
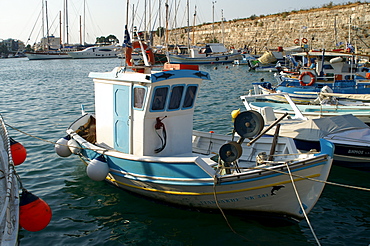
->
<box><xmin>233</xmin><ymin>53</ymin><xmax>256</xmax><ymax>65</ymax></box>
<box><xmin>242</xmin><ymin>91</ymin><xmax>370</xmax><ymax>125</ymax></box>
<box><xmin>257</xmin><ymin>50</ymin><xmax>370</xmax><ymax>103</ymax></box>
<box><xmin>55</xmin><ymin>38</ymin><xmax>335</xmax><ymax>220</ymax></box>
<box><xmin>241</xmin><ymin>93</ymin><xmax>370</xmax><ymax>170</ymax></box>
<box><xmin>168</xmin><ymin>43</ymin><xmax>242</xmax><ymax>64</ymax></box>
<box><xmin>0</xmin><ymin>116</ymin><xmax>19</xmax><ymax>245</ymax></box>
<box><xmin>0</xmin><ymin>115</ymin><xmax>53</xmax><ymax>244</ymax></box>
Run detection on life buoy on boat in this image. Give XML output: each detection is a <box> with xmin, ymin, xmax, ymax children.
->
<box><xmin>299</xmin><ymin>71</ymin><xmax>316</xmax><ymax>86</ymax></box>
<box><xmin>302</xmin><ymin>38</ymin><xmax>308</xmax><ymax>44</ymax></box>
<box><xmin>215</xmin><ymin>57</ymin><xmax>219</xmax><ymax>61</ymax></box>
<box><xmin>125</xmin><ymin>41</ymin><xmax>155</xmax><ymax>71</ymax></box>
<box><xmin>294</xmin><ymin>39</ymin><xmax>300</xmax><ymax>45</ymax></box>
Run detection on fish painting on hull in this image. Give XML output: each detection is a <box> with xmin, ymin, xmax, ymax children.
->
<box><xmin>152</xmin><ymin>73</ymin><xmax>175</xmax><ymax>81</ymax></box>
<box><xmin>193</xmin><ymin>71</ymin><xmax>210</xmax><ymax>79</ymax></box>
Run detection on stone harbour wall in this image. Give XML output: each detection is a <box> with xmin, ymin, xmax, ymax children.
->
<box><xmin>154</xmin><ymin>3</ymin><xmax>370</xmax><ymax>54</ymax></box>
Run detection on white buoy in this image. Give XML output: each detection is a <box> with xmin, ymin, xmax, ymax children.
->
<box><xmin>55</xmin><ymin>136</ymin><xmax>72</xmax><ymax>157</ymax></box>
<box><xmin>87</xmin><ymin>156</ymin><xmax>109</xmax><ymax>181</ymax></box>
<box><xmin>68</xmin><ymin>139</ymin><xmax>81</xmax><ymax>155</ymax></box>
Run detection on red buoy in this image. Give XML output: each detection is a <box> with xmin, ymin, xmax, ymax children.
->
<box><xmin>19</xmin><ymin>189</ymin><xmax>52</xmax><ymax>232</ymax></box>
<box><xmin>10</xmin><ymin>137</ymin><xmax>27</xmax><ymax>165</ymax></box>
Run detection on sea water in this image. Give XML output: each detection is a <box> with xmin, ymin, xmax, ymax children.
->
<box><xmin>1</xmin><ymin>58</ymin><xmax>369</xmax><ymax>245</ymax></box>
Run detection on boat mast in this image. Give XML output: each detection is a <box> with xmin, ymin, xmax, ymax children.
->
<box><xmin>221</xmin><ymin>9</ymin><xmax>224</xmax><ymax>44</ymax></box>
<box><xmin>83</xmin><ymin>0</ymin><xmax>86</xmax><ymax>44</ymax></box>
<box><xmin>192</xmin><ymin>5</ymin><xmax>196</xmax><ymax>46</ymax></box>
<box><xmin>186</xmin><ymin>0</ymin><xmax>190</xmax><ymax>49</ymax></box>
<box><xmin>65</xmin><ymin>0</ymin><xmax>69</xmax><ymax>45</ymax></box>
<box><xmin>79</xmin><ymin>15</ymin><xmax>82</xmax><ymax>45</ymax></box>
<box><xmin>212</xmin><ymin>1</ymin><xmax>216</xmax><ymax>43</ymax></box>
<box><xmin>165</xmin><ymin>0</ymin><xmax>169</xmax><ymax>46</ymax></box>
<box><xmin>45</xmin><ymin>1</ymin><xmax>50</xmax><ymax>49</ymax></box>
<box><xmin>42</xmin><ymin>0</ymin><xmax>45</xmax><ymax>42</ymax></box>
<box><xmin>59</xmin><ymin>11</ymin><xmax>62</xmax><ymax>48</ymax></box>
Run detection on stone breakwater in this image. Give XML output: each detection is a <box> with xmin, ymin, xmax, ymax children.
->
<box><xmin>155</xmin><ymin>3</ymin><xmax>370</xmax><ymax>54</ymax></box>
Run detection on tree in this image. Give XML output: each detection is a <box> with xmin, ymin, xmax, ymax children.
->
<box><xmin>96</xmin><ymin>35</ymin><xmax>119</xmax><ymax>44</ymax></box>
<box><xmin>0</xmin><ymin>43</ymin><xmax>8</xmax><ymax>55</ymax></box>
<box><xmin>25</xmin><ymin>44</ymin><xmax>33</xmax><ymax>52</ymax></box>
<box><xmin>106</xmin><ymin>34</ymin><xmax>119</xmax><ymax>44</ymax></box>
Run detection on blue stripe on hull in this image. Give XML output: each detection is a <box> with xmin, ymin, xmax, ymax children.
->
<box><xmin>81</xmin><ymin>149</ymin><xmax>211</xmax><ymax>179</ymax></box>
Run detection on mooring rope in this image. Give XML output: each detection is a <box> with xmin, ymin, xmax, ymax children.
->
<box><xmin>6</xmin><ymin>122</ymin><xmax>370</xmax><ymax>245</ymax></box>
<box><xmin>284</xmin><ymin>162</ymin><xmax>321</xmax><ymax>246</ymax></box>
<box><xmin>5</xmin><ymin>122</ymin><xmax>370</xmax><ymax>193</ymax></box>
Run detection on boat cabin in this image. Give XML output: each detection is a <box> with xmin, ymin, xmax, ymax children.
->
<box><xmin>89</xmin><ymin>64</ymin><xmax>210</xmax><ymax>157</ymax></box>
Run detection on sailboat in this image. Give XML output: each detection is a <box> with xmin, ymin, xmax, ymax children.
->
<box><xmin>168</xmin><ymin>2</ymin><xmax>241</xmax><ymax>64</ymax></box>
<box><xmin>25</xmin><ymin>1</ymin><xmax>73</xmax><ymax>60</ymax></box>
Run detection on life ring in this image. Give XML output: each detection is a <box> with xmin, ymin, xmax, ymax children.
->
<box><xmin>125</xmin><ymin>41</ymin><xmax>155</xmax><ymax>69</ymax></box>
<box><xmin>215</xmin><ymin>57</ymin><xmax>219</xmax><ymax>61</ymax></box>
<box><xmin>302</xmin><ymin>38</ymin><xmax>308</xmax><ymax>44</ymax></box>
<box><xmin>299</xmin><ymin>71</ymin><xmax>316</xmax><ymax>86</ymax></box>
<box><xmin>294</xmin><ymin>39</ymin><xmax>300</xmax><ymax>45</ymax></box>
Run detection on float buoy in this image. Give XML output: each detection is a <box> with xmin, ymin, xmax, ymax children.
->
<box><xmin>231</xmin><ymin>109</ymin><xmax>241</xmax><ymax>121</ymax></box>
<box><xmin>68</xmin><ymin>139</ymin><xmax>81</xmax><ymax>155</ymax></box>
<box><xmin>19</xmin><ymin>189</ymin><xmax>52</xmax><ymax>232</ymax></box>
<box><xmin>87</xmin><ymin>155</ymin><xmax>109</xmax><ymax>181</ymax></box>
<box><xmin>10</xmin><ymin>137</ymin><xmax>27</xmax><ymax>166</ymax></box>
<box><xmin>55</xmin><ymin>136</ymin><xmax>72</xmax><ymax>157</ymax></box>
<box><xmin>302</xmin><ymin>38</ymin><xmax>308</xmax><ymax>44</ymax></box>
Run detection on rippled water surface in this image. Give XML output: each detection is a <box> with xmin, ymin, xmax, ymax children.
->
<box><xmin>1</xmin><ymin>58</ymin><xmax>369</xmax><ymax>245</ymax></box>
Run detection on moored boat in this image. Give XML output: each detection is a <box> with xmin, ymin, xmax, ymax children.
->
<box><xmin>241</xmin><ymin>93</ymin><xmax>370</xmax><ymax>170</ymax></box>
<box><xmin>0</xmin><ymin>116</ymin><xmax>19</xmax><ymax>245</ymax></box>
<box><xmin>25</xmin><ymin>51</ymin><xmax>71</xmax><ymax>60</ymax></box>
<box><xmin>168</xmin><ymin>43</ymin><xmax>242</xmax><ymax>64</ymax></box>
<box><xmin>67</xmin><ymin>45</ymin><xmax>121</xmax><ymax>59</ymax></box>
<box><xmin>55</xmin><ymin>43</ymin><xmax>334</xmax><ymax>220</ymax></box>
<box><xmin>260</xmin><ymin>50</ymin><xmax>370</xmax><ymax>103</ymax></box>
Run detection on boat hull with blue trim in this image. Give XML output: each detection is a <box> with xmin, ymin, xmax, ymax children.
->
<box><xmin>59</xmin><ymin>64</ymin><xmax>334</xmax><ymax>221</ymax></box>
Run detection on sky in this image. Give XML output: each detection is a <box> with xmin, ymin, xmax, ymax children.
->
<box><xmin>0</xmin><ymin>0</ymin><xmax>357</xmax><ymax>45</ymax></box>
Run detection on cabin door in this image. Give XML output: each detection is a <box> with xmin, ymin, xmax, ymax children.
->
<box><xmin>113</xmin><ymin>85</ymin><xmax>131</xmax><ymax>153</ymax></box>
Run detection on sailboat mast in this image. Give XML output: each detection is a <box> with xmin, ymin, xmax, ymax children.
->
<box><xmin>165</xmin><ymin>0</ymin><xmax>169</xmax><ymax>46</ymax></box>
<box><xmin>42</xmin><ymin>0</ymin><xmax>45</xmax><ymax>40</ymax></box>
<box><xmin>59</xmin><ymin>11</ymin><xmax>62</xmax><ymax>47</ymax></box>
<box><xmin>186</xmin><ymin>0</ymin><xmax>190</xmax><ymax>48</ymax></box>
<box><xmin>79</xmin><ymin>15</ymin><xmax>82</xmax><ymax>45</ymax></box>
<box><xmin>221</xmin><ymin>9</ymin><xmax>224</xmax><ymax>44</ymax></box>
<box><xmin>65</xmin><ymin>0</ymin><xmax>69</xmax><ymax>44</ymax></box>
<box><xmin>192</xmin><ymin>5</ymin><xmax>196</xmax><ymax>46</ymax></box>
<box><xmin>83</xmin><ymin>0</ymin><xmax>86</xmax><ymax>44</ymax></box>
<box><xmin>212</xmin><ymin>1</ymin><xmax>216</xmax><ymax>42</ymax></box>
<box><xmin>45</xmin><ymin>1</ymin><xmax>50</xmax><ymax>49</ymax></box>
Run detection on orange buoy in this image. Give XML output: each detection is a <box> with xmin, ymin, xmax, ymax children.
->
<box><xmin>19</xmin><ymin>189</ymin><xmax>52</xmax><ymax>232</ymax></box>
<box><xmin>10</xmin><ymin>137</ymin><xmax>27</xmax><ymax>166</ymax></box>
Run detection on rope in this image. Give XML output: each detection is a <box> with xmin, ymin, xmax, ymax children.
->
<box><xmin>212</xmin><ymin>167</ymin><xmax>253</xmax><ymax>243</ymax></box>
<box><xmin>284</xmin><ymin>162</ymin><xmax>321</xmax><ymax>246</ymax></box>
<box><xmin>5</xmin><ymin>122</ymin><xmax>370</xmax><ymax>192</ymax></box>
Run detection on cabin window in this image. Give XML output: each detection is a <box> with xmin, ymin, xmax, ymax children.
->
<box><xmin>182</xmin><ymin>85</ymin><xmax>198</xmax><ymax>109</ymax></box>
<box><xmin>168</xmin><ymin>85</ymin><xmax>184</xmax><ymax>110</ymax></box>
<box><xmin>151</xmin><ymin>86</ymin><xmax>169</xmax><ymax>111</ymax></box>
<box><xmin>133</xmin><ymin>86</ymin><xmax>147</xmax><ymax>110</ymax></box>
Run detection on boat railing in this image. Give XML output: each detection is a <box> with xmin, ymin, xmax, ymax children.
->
<box><xmin>240</xmin><ymin>92</ymin><xmax>307</xmax><ymax>120</ymax></box>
